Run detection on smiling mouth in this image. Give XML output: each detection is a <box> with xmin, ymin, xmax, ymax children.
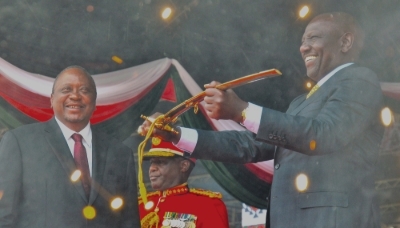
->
<box><xmin>149</xmin><ymin>176</ymin><xmax>159</xmax><ymax>181</ymax></box>
<box><xmin>305</xmin><ymin>56</ymin><xmax>316</xmax><ymax>62</ymax></box>
<box><xmin>66</xmin><ymin>105</ymin><xmax>83</xmax><ymax>109</ymax></box>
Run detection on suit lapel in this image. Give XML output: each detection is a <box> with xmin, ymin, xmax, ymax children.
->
<box><xmin>290</xmin><ymin>64</ymin><xmax>355</xmax><ymax>115</ymax></box>
<box><xmin>286</xmin><ymin>94</ymin><xmax>307</xmax><ymax>114</ymax></box>
<box><xmin>89</xmin><ymin>130</ymin><xmax>108</xmax><ymax>204</ymax></box>
<box><xmin>44</xmin><ymin>118</ymin><xmax>88</xmax><ymax>202</ymax></box>
<box><xmin>289</xmin><ymin>92</ymin><xmax>319</xmax><ymax>116</ymax></box>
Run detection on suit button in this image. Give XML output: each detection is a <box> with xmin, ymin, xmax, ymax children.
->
<box><xmin>269</xmin><ymin>134</ymin><xmax>273</xmax><ymax>139</ymax></box>
<box><xmin>274</xmin><ymin>164</ymin><xmax>280</xmax><ymax>170</ymax></box>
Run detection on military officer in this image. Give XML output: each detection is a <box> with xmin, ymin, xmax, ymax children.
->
<box><xmin>138</xmin><ymin>138</ymin><xmax>229</xmax><ymax>228</ymax></box>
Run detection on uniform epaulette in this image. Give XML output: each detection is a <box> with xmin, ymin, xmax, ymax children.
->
<box><xmin>189</xmin><ymin>188</ymin><xmax>223</xmax><ymax>199</ymax></box>
<box><xmin>138</xmin><ymin>191</ymin><xmax>160</xmax><ymax>205</ymax></box>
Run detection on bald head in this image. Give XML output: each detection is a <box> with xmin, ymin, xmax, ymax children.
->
<box><xmin>300</xmin><ymin>12</ymin><xmax>365</xmax><ymax>81</ymax></box>
<box><xmin>52</xmin><ymin>66</ymin><xmax>97</xmax><ymax>98</ymax></box>
<box><xmin>310</xmin><ymin>12</ymin><xmax>364</xmax><ymax>58</ymax></box>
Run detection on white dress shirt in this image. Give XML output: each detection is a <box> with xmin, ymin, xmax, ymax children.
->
<box><xmin>55</xmin><ymin>117</ymin><xmax>93</xmax><ymax>176</ymax></box>
<box><xmin>175</xmin><ymin>63</ymin><xmax>354</xmax><ymax>153</ymax></box>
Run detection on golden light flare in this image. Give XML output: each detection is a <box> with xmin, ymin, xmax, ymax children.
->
<box><xmin>86</xmin><ymin>5</ymin><xmax>94</xmax><ymax>12</ymax></box>
<box><xmin>83</xmin><ymin>206</ymin><xmax>96</xmax><ymax>219</ymax></box>
<box><xmin>381</xmin><ymin>107</ymin><xmax>393</xmax><ymax>127</ymax></box>
<box><xmin>112</xmin><ymin>56</ymin><xmax>123</xmax><ymax>64</ymax></box>
<box><xmin>299</xmin><ymin>6</ymin><xmax>310</xmax><ymax>18</ymax></box>
<box><xmin>306</xmin><ymin>82</ymin><xmax>312</xmax><ymax>89</ymax></box>
<box><xmin>0</xmin><ymin>190</ymin><xmax>3</xmax><ymax>200</ymax></box>
<box><xmin>71</xmin><ymin>170</ymin><xmax>82</xmax><ymax>182</ymax></box>
<box><xmin>161</xmin><ymin>7</ymin><xmax>172</xmax><ymax>19</ymax></box>
<box><xmin>295</xmin><ymin>173</ymin><xmax>309</xmax><ymax>192</ymax></box>
<box><xmin>111</xmin><ymin>197</ymin><xmax>124</xmax><ymax>210</ymax></box>
<box><xmin>309</xmin><ymin>140</ymin><xmax>316</xmax><ymax>151</ymax></box>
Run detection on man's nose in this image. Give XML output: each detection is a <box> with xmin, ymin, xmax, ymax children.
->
<box><xmin>69</xmin><ymin>90</ymin><xmax>81</xmax><ymax>99</ymax></box>
<box><xmin>149</xmin><ymin>164</ymin><xmax>157</xmax><ymax>172</ymax></box>
<box><xmin>300</xmin><ymin>42</ymin><xmax>310</xmax><ymax>54</ymax></box>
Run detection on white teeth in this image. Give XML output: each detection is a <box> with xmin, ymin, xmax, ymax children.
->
<box><xmin>305</xmin><ymin>56</ymin><xmax>316</xmax><ymax>62</ymax></box>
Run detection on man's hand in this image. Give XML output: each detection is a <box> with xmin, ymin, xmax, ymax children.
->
<box><xmin>204</xmin><ymin>81</ymin><xmax>248</xmax><ymax>123</ymax></box>
<box><xmin>137</xmin><ymin>112</ymin><xmax>181</xmax><ymax>144</ymax></box>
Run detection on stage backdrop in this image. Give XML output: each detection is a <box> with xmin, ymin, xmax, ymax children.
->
<box><xmin>0</xmin><ymin>58</ymin><xmax>399</xmax><ymax>208</ymax></box>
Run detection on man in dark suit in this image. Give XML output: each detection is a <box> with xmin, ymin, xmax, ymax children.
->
<box><xmin>140</xmin><ymin>12</ymin><xmax>384</xmax><ymax>227</ymax></box>
<box><xmin>0</xmin><ymin>66</ymin><xmax>140</xmax><ymax>227</ymax></box>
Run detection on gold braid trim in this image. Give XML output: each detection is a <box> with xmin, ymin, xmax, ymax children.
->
<box><xmin>189</xmin><ymin>188</ymin><xmax>223</xmax><ymax>199</ymax></box>
<box><xmin>141</xmin><ymin>211</ymin><xmax>160</xmax><ymax>228</ymax></box>
<box><xmin>137</xmin><ymin>115</ymin><xmax>166</xmax><ymax>205</ymax></box>
<box><xmin>138</xmin><ymin>191</ymin><xmax>160</xmax><ymax>205</ymax></box>
<box><xmin>143</xmin><ymin>151</ymin><xmax>176</xmax><ymax>158</ymax></box>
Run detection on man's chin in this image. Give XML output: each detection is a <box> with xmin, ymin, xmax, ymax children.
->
<box><xmin>151</xmin><ymin>185</ymin><xmax>161</xmax><ymax>191</ymax></box>
<box><xmin>306</xmin><ymin>72</ymin><xmax>318</xmax><ymax>81</ymax></box>
<box><xmin>64</xmin><ymin>116</ymin><xmax>85</xmax><ymax>123</ymax></box>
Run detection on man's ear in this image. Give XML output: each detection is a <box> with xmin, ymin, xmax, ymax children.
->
<box><xmin>180</xmin><ymin>159</ymin><xmax>190</xmax><ymax>173</ymax></box>
<box><xmin>340</xmin><ymin>32</ymin><xmax>354</xmax><ymax>53</ymax></box>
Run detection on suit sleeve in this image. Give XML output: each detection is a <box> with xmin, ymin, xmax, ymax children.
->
<box><xmin>0</xmin><ymin>131</ymin><xmax>22</xmax><ymax>227</ymax></box>
<box><xmin>121</xmin><ymin>147</ymin><xmax>141</xmax><ymax>228</ymax></box>
<box><xmin>192</xmin><ymin>130</ymin><xmax>275</xmax><ymax>163</ymax></box>
<box><xmin>256</xmin><ymin>67</ymin><xmax>383</xmax><ymax>156</ymax></box>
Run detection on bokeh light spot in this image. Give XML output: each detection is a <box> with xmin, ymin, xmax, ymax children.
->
<box><xmin>296</xmin><ymin>173</ymin><xmax>308</xmax><ymax>192</ymax></box>
<box><xmin>71</xmin><ymin>170</ymin><xmax>81</xmax><ymax>182</ymax></box>
<box><xmin>111</xmin><ymin>197</ymin><xmax>124</xmax><ymax>210</ymax></box>
<box><xmin>306</xmin><ymin>82</ymin><xmax>312</xmax><ymax>89</ymax></box>
<box><xmin>162</xmin><ymin>7</ymin><xmax>172</xmax><ymax>19</ymax></box>
<box><xmin>309</xmin><ymin>140</ymin><xmax>316</xmax><ymax>151</ymax></box>
<box><xmin>381</xmin><ymin>107</ymin><xmax>393</xmax><ymax>127</ymax></box>
<box><xmin>86</xmin><ymin>5</ymin><xmax>94</xmax><ymax>13</ymax></box>
<box><xmin>299</xmin><ymin>6</ymin><xmax>309</xmax><ymax>18</ymax></box>
<box><xmin>112</xmin><ymin>56</ymin><xmax>123</xmax><ymax>64</ymax></box>
<box><xmin>0</xmin><ymin>190</ymin><xmax>4</xmax><ymax>200</ymax></box>
<box><xmin>83</xmin><ymin>206</ymin><xmax>96</xmax><ymax>219</ymax></box>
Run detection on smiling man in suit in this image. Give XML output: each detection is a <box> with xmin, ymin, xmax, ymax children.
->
<box><xmin>140</xmin><ymin>12</ymin><xmax>384</xmax><ymax>227</ymax></box>
<box><xmin>0</xmin><ymin>66</ymin><xmax>140</xmax><ymax>227</ymax></box>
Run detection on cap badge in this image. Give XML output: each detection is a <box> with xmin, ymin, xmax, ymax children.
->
<box><xmin>152</xmin><ymin>137</ymin><xmax>162</xmax><ymax>146</ymax></box>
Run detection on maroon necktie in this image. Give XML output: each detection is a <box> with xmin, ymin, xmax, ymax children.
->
<box><xmin>71</xmin><ymin>133</ymin><xmax>91</xmax><ymax>198</ymax></box>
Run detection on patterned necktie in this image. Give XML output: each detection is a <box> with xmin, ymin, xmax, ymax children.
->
<box><xmin>71</xmin><ymin>133</ymin><xmax>91</xmax><ymax>198</ymax></box>
<box><xmin>306</xmin><ymin>84</ymin><xmax>320</xmax><ymax>99</ymax></box>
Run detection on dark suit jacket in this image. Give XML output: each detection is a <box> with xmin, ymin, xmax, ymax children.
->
<box><xmin>0</xmin><ymin>118</ymin><xmax>140</xmax><ymax>228</ymax></box>
<box><xmin>192</xmin><ymin>65</ymin><xmax>384</xmax><ymax>228</ymax></box>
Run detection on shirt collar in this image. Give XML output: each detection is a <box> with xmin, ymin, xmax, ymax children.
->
<box><xmin>316</xmin><ymin>63</ymin><xmax>353</xmax><ymax>87</ymax></box>
<box><xmin>54</xmin><ymin>117</ymin><xmax>92</xmax><ymax>148</ymax></box>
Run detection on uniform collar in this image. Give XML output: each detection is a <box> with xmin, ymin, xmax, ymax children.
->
<box><xmin>161</xmin><ymin>183</ymin><xmax>189</xmax><ymax>197</ymax></box>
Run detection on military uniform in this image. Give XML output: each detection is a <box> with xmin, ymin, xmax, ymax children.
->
<box><xmin>139</xmin><ymin>183</ymin><xmax>229</xmax><ymax>228</ymax></box>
